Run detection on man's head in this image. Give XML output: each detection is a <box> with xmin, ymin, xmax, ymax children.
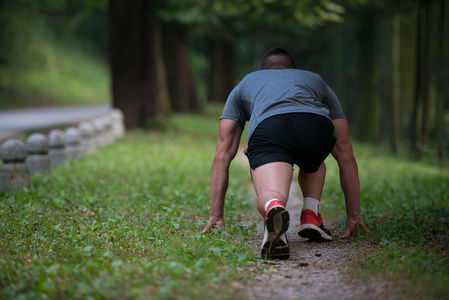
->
<box><xmin>260</xmin><ymin>48</ymin><xmax>296</xmax><ymax>70</ymax></box>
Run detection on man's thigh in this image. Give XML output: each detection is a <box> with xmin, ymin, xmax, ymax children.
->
<box><xmin>251</xmin><ymin>162</ymin><xmax>294</xmax><ymax>202</ymax></box>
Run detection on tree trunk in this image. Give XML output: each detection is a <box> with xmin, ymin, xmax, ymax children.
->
<box><xmin>391</xmin><ymin>13</ymin><xmax>401</xmax><ymax>154</ymax></box>
<box><xmin>378</xmin><ymin>15</ymin><xmax>392</xmax><ymax>143</ymax></box>
<box><xmin>357</xmin><ymin>14</ymin><xmax>378</xmax><ymax>141</ymax></box>
<box><xmin>411</xmin><ymin>8</ymin><xmax>427</xmax><ymax>158</ymax></box>
<box><xmin>333</xmin><ymin>27</ymin><xmax>345</xmax><ymax>108</ymax></box>
<box><xmin>150</xmin><ymin>19</ymin><xmax>171</xmax><ymax>117</ymax></box>
<box><xmin>440</xmin><ymin>0</ymin><xmax>449</xmax><ymax>158</ymax></box>
<box><xmin>208</xmin><ymin>39</ymin><xmax>236</xmax><ymax>103</ymax></box>
<box><xmin>109</xmin><ymin>0</ymin><xmax>170</xmax><ymax>129</ymax></box>
<box><xmin>344</xmin><ymin>25</ymin><xmax>360</xmax><ymax>131</ymax></box>
<box><xmin>162</xmin><ymin>22</ymin><xmax>199</xmax><ymax>112</ymax></box>
<box><xmin>420</xmin><ymin>5</ymin><xmax>432</xmax><ymax>147</ymax></box>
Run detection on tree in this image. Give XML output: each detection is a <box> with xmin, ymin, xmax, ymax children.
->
<box><xmin>108</xmin><ymin>0</ymin><xmax>347</xmax><ymax>125</ymax></box>
<box><xmin>391</xmin><ymin>12</ymin><xmax>402</xmax><ymax>154</ymax></box>
<box><xmin>161</xmin><ymin>22</ymin><xmax>199</xmax><ymax>112</ymax></box>
<box><xmin>439</xmin><ymin>0</ymin><xmax>449</xmax><ymax>158</ymax></box>
<box><xmin>109</xmin><ymin>0</ymin><xmax>170</xmax><ymax>129</ymax></box>
<box><xmin>208</xmin><ymin>39</ymin><xmax>236</xmax><ymax>103</ymax></box>
<box><xmin>204</xmin><ymin>0</ymin><xmax>346</xmax><ymax>102</ymax></box>
<box><xmin>311</xmin><ymin>0</ymin><xmax>449</xmax><ymax>159</ymax></box>
<box><xmin>357</xmin><ymin>12</ymin><xmax>379</xmax><ymax>141</ymax></box>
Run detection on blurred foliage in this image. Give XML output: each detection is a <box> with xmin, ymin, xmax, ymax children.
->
<box><xmin>1</xmin><ymin>0</ymin><xmax>446</xmax><ymax>159</ymax></box>
<box><xmin>0</xmin><ymin>43</ymin><xmax>110</xmax><ymax>109</ymax></box>
<box><xmin>158</xmin><ymin>0</ymin><xmax>345</xmax><ymax>42</ymax></box>
<box><xmin>0</xmin><ymin>0</ymin><xmax>349</xmax><ymax>108</ymax></box>
<box><xmin>0</xmin><ymin>0</ymin><xmax>110</xmax><ymax>107</ymax></box>
<box><xmin>0</xmin><ymin>0</ymin><xmax>107</xmax><ymax>69</ymax></box>
<box><xmin>0</xmin><ymin>0</ymin><xmax>345</xmax><ymax>82</ymax></box>
<box><xmin>0</xmin><ymin>0</ymin><xmax>432</xmax><ymax>79</ymax></box>
<box><xmin>0</xmin><ymin>0</ymin><xmax>358</xmax><ymax>87</ymax></box>
<box><xmin>337</xmin><ymin>0</ymin><xmax>430</xmax><ymax>13</ymax></box>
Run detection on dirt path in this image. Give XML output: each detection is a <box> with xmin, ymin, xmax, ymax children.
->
<box><xmin>235</xmin><ymin>152</ymin><xmax>400</xmax><ymax>299</ymax></box>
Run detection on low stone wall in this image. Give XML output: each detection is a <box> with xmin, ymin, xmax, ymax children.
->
<box><xmin>0</xmin><ymin>108</ymin><xmax>125</xmax><ymax>191</ymax></box>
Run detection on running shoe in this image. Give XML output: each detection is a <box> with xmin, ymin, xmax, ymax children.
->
<box><xmin>298</xmin><ymin>209</ymin><xmax>332</xmax><ymax>241</ymax></box>
<box><xmin>261</xmin><ymin>201</ymin><xmax>290</xmax><ymax>260</ymax></box>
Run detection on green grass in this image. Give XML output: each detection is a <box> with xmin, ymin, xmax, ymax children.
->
<box><xmin>1</xmin><ymin>107</ymin><xmax>449</xmax><ymax>299</ymax></box>
<box><xmin>322</xmin><ymin>144</ymin><xmax>449</xmax><ymax>299</ymax></box>
<box><xmin>0</xmin><ymin>39</ymin><xmax>109</xmax><ymax>110</ymax></box>
<box><xmin>0</xmin><ymin>107</ymin><xmax>258</xmax><ymax>299</ymax></box>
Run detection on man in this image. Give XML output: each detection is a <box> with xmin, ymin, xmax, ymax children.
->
<box><xmin>201</xmin><ymin>48</ymin><xmax>366</xmax><ymax>260</ymax></box>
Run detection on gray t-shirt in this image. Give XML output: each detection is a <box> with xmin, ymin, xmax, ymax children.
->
<box><xmin>220</xmin><ymin>69</ymin><xmax>345</xmax><ymax>140</ymax></box>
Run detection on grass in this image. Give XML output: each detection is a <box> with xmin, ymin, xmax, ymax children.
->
<box><xmin>0</xmin><ymin>107</ymin><xmax>258</xmax><ymax>299</ymax></box>
<box><xmin>0</xmin><ymin>39</ymin><xmax>109</xmax><ymax>110</ymax></box>
<box><xmin>321</xmin><ymin>144</ymin><xmax>449</xmax><ymax>299</ymax></box>
<box><xmin>1</xmin><ymin>106</ymin><xmax>449</xmax><ymax>299</ymax></box>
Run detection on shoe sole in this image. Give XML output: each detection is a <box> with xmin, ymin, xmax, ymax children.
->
<box><xmin>261</xmin><ymin>207</ymin><xmax>290</xmax><ymax>260</ymax></box>
<box><xmin>298</xmin><ymin>223</ymin><xmax>332</xmax><ymax>242</ymax></box>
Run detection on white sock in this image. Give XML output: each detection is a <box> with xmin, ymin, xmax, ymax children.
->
<box><xmin>264</xmin><ymin>199</ymin><xmax>282</xmax><ymax>212</ymax></box>
<box><xmin>303</xmin><ymin>197</ymin><xmax>320</xmax><ymax>214</ymax></box>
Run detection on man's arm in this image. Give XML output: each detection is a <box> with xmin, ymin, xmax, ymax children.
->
<box><xmin>331</xmin><ymin>118</ymin><xmax>367</xmax><ymax>237</ymax></box>
<box><xmin>201</xmin><ymin>119</ymin><xmax>243</xmax><ymax>234</ymax></box>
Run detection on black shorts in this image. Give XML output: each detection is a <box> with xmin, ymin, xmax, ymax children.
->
<box><xmin>246</xmin><ymin>113</ymin><xmax>336</xmax><ymax>173</ymax></box>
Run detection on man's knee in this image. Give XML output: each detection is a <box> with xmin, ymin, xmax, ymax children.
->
<box><xmin>258</xmin><ymin>190</ymin><xmax>287</xmax><ymax>204</ymax></box>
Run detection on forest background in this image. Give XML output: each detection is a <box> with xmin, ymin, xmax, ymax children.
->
<box><xmin>0</xmin><ymin>0</ymin><xmax>448</xmax><ymax>160</ymax></box>
<box><xmin>0</xmin><ymin>1</ymin><xmax>448</xmax><ymax>299</ymax></box>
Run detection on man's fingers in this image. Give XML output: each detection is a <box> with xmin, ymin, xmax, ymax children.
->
<box><xmin>201</xmin><ymin>225</ymin><xmax>214</xmax><ymax>235</ymax></box>
<box><xmin>201</xmin><ymin>222</ymin><xmax>215</xmax><ymax>235</ymax></box>
<box><xmin>342</xmin><ymin>225</ymin><xmax>357</xmax><ymax>237</ymax></box>
<box><xmin>200</xmin><ymin>217</ymin><xmax>227</xmax><ymax>235</ymax></box>
<box><xmin>354</xmin><ymin>217</ymin><xmax>369</xmax><ymax>232</ymax></box>
<box><xmin>342</xmin><ymin>219</ymin><xmax>369</xmax><ymax>238</ymax></box>
<box><xmin>201</xmin><ymin>218</ymin><xmax>223</xmax><ymax>235</ymax></box>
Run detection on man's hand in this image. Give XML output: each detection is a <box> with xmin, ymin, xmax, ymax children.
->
<box><xmin>203</xmin><ymin>119</ymin><xmax>242</xmax><ymax>235</ymax></box>
<box><xmin>343</xmin><ymin>215</ymin><xmax>367</xmax><ymax>237</ymax></box>
<box><xmin>201</xmin><ymin>216</ymin><xmax>225</xmax><ymax>234</ymax></box>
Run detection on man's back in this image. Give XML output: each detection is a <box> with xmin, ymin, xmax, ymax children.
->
<box><xmin>221</xmin><ymin>69</ymin><xmax>344</xmax><ymax>140</ymax></box>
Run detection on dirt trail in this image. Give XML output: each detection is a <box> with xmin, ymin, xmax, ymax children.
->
<box><xmin>235</xmin><ymin>152</ymin><xmax>400</xmax><ymax>300</ymax></box>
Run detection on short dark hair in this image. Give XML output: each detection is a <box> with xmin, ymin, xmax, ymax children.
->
<box><xmin>260</xmin><ymin>48</ymin><xmax>296</xmax><ymax>69</ymax></box>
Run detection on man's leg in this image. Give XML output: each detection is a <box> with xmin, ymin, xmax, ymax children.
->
<box><xmin>251</xmin><ymin>162</ymin><xmax>293</xmax><ymax>259</ymax></box>
<box><xmin>297</xmin><ymin>162</ymin><xmax>332</xmax><ymax>241</ymax></box>
<box><xmin>251</xmin><ymin>162</ymin><xmax>293</xmax><ymax>217</ymax></box>
<box><xmin>298</xmin><ymin>162</ymin><xmax>325</xmax><ymax>200</ymax></box>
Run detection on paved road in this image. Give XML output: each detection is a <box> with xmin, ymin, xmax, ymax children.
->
<box><xmin>0</xmin><ymin>105</ymin><xmax>111</xmax><ymax>142</ymax></box>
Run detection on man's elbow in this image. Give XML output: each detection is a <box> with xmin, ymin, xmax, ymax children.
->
<box><xmin>212</xmin><ymin>153</ymin><xmax>233</xmax><ymax>169</ymax></box>
<box><xmin>337</xmin><ymin>155</ymin><xmax>358</xmax><ymax>170</ymax></box>
<box><xmin>332</xmin><ymin>148</ymin><xmax>357</xmax><ymax>167</ymax></box>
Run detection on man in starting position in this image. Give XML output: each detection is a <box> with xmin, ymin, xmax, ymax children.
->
<box><xmin>202</xmin><ymin>48</ymin><xmax>366</xmax><ymax>259</ymax></box>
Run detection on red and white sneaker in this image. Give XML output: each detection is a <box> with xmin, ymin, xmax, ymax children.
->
<box><xmin>261</xmin><ymin>200</ymin><xmax>290</xmax><ymax>260</ymax></box>
<box><xmin>298</xmin><ymin>209</ymin><xmax>332</xmax><ymax>241</ymax></box>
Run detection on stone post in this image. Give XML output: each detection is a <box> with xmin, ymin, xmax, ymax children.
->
<box><xmin>0</xmin><ymin>139</ymin><xmax>30</xmax><ymax>191</ymax></box>
<box><xmin>78</xmin><ymin>121</ymin><xmax>96</xmax><ymax>155</ymax></box>
<box><xmin>92</xmin><ymin>118</ymin><xmax>106</xmax><ymax>147</ymax></box>
<box><xmin>65</xmin><ymin>127</ymin><xmax>82</xmax><ymax>159</ymax></box>
<box><xmin>48</xmin><ymin>129</ymin><xmax>67</xmax><ymax>165</ymax></box>
<box><xmin>26</xmin><ymin>133</ymin><xmax>51</xmax><ymax>174</ymax></box>
<box><xmin>100</xmin><ymin>115</ymin><xmax>113</xmax><ymax>145</ymax></box>
<box><xmin>112</xmin><ymin>108</ymin><xmax>125</xmax><ymax>138</ymax></box>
